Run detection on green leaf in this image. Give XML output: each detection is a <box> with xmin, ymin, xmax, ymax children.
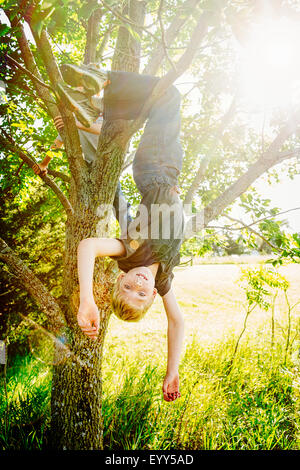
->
<box><xmin>0</xmin><ymin>24</ymin><xmax>10</xmax><ymax>37</ymax></box>
<box><xmin>79</xmin><ymin>0</ymin><xmax>99</xmax><ymax>20</ymax></box>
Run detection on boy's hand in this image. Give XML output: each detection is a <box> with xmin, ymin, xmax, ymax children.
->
<box><xmin>170</xmin><ymin>185</ymin><xmax>181</xmax><ymax>195</ymax></box>
<box><xmin>50</xmin><ymin>138</ymin><xmax>63</xmax><ymax>150</ymax></box>
<box><xmin>54</xmin><ymin>115</ymin><xmax>64</xmax><ymax>132</ymax></box>
<box><xmin>162</xmin><ymin>372</ymin><xmax>181</xmax><ymax>402</ymax></box>
<box><xmin>32</xmin><ymin>162</ymin><xmax>48</xmax><ymax>177</ymax></box>
<box><xmin>77</xmin><ymin>299</ymin><xmax>100</xmax><ymax>341</ymax></box>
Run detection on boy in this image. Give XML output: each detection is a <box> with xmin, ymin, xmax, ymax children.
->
<box><xmin>58</xmin><ymin>65</ymin><xmax>185</xmax><ymax>402</ymax></box>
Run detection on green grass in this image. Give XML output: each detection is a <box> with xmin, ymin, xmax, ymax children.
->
<box><xmin>1</xmin><ymin>262</ymin><xmax>299</xmax><ymax>450</ymax></box>
<box><xmin>0</xmin><ymin>354</ymin><xmax>51</xmax><ymax>450</ymax></box>
<box><xmin>101</xmin><ymin>334</ymin><xmax>299</xmax><ymax>450</ymax></box>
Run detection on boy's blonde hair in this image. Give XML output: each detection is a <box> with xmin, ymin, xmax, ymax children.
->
<box><xmin>111</xmin><ymin>276</ymin><xmax>154</xmax><ymax>322</ymax></box>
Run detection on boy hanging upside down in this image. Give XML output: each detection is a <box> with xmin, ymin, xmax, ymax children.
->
<box><xmin>49</xmin><ymin>65</ymin><xmax>186</xmax><ymax>402</ymax></box>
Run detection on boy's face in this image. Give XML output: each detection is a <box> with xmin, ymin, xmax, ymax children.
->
<box><xmin>118</xmin><ymin>267</ymin><xmax>157</xmax><ymax>309</ymax></box>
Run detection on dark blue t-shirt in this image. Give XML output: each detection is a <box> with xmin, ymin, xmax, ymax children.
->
<box><xmin>111</xmin><ymin>183</ymin><xmax>185</xmax><ymax>296</ymax></box>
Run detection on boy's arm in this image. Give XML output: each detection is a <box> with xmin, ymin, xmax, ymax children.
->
<box><xmin>33</xmin><ymin>116</ymin><xmax>102</xmax><ymax>176</ymax></box>
<box><xmin>78</xmin><ymin>237</ymin><xmax>125</xmax><ymax>301</ymax></box>
<box><xmin>32</xmin><ymin>139</ymin><xmax>63</xmax><ymax>176</ymax></box>
<box><xmin>56</xmin><ymin>114</ymin><xmax>103</xmax><ymax>135</ymax></box>
<box><xmin>32</xmin><ymin>114</ymin><xmax>65</xmax><ymax>176</ymax></box>
<box><xmin>162</xmin><ymin>288</ymin><xmax>184</xmax><ymax>402</ymax></box>
<box><xmin>75</xmin><ymin>119</ymin><xmax>102</xmax><ymax>135</ymax></box>
<box><xmin>77</xmin><ymin>238</ymin><xmax>125</xmax><ymax>340</ymax></box>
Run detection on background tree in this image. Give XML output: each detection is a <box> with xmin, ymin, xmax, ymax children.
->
<box><xmin>0</xmin><ymin>0</ymin><xmax>299</xmax><ymax>449</ymax></box>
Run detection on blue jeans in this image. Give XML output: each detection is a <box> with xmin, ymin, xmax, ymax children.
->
<box><xmin>104</xmin><ymin>71</ymin><xmax>183</xmax><ymax>195</ymax></box>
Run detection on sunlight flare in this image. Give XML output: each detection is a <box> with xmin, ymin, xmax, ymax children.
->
<box><xmin>239</xmin><ymin>18</ymin><xmax>300</xmax><ymax>109</ymax></box>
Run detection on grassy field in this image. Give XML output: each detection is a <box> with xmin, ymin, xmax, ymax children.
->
<box><xmin>1</xmin><ymin>262</ymin><xmax>299</xmax><ymax>450</ymax></box>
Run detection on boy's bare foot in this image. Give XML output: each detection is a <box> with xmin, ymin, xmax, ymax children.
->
<box><xmin>170</xmin><ymin>185</ymin><xmax>181</xmax><ymax>195</ymax></box>
<box><xmin>162</xmin><ymin>373</ymin><xmax>181</xmax><ymax>402</ymax></box>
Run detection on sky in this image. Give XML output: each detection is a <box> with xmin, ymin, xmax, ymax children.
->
<box><xmin>228</xmin><ymin>16</ymin><xmax>300</xmax><ymax>233</ymax></box>
<box><xmin>254</xmin><ymin>174</ymin><xmax>300</xmax><ymax>232</ymax></box>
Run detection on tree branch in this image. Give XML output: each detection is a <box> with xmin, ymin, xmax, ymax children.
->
<box><xmin>1</xmin><ymin>132</ymin><xmax>74</xmax><ymax>218</ymax></box>
<box><xmin>4</xmin><ymin>11</ymin><xmax>59</xmax><ymax>119</ymax></box>
<box><xmin>47</xmin><ymin>169</ymin><xmax>71</xmax><ymax>183</ymax></box>
<box><xmin>28</xmin><ymin>26</ymin><xmax>86</xmax><ymax>186</ymax></box>
<box><xmin>6</xmin><ymin>54</ymin><xmax>53</xmax><ymax>91</ymax></box>
<box><xmin>237</xmin><ymin>206</ymin><xmax>300</xmax><ymax>230</ymax></box>
<box><xmin>111</xmin><ymin>0</ymin><xmax>146</xmax><ymax>72</ymax></box>
<box><xmin>83</xmin><ymin>8</ymin><xmax>103</xmax><ymax>65</ymax></box>
<box><xmin>100</xmin><ymin>0</ymin><xmax>156</xmax><ymax>41</ymax></box>
<box><xmin>0</xmin><ymin>238</ymin><xmax>65</xmax><ymax>333</ymax></box>
<box><xmin>96</xmin><ymin>23</ymin><xmax>115</xmax><ymax>62</ymax></box>
<box><xmin>122</xmin><ymin>149</ymin><xmax>135</xmax><ymax>171</ymax></box>
<box><xmin>143</xmin><ymin>0</ymin><xmax>201</xmax><ymax>75</ymax></box>
<box><xmin>223</xmin><ymin>214</ymin><xmax>284</xmax><ymax>253</ymax></box>
<box><xmin>184</xmin><ymin>94</ymin><xmax>237</xmax><ymax>205</ymax></box>
<box><xmin>157</xmin><ymin>0</ymin><xmax>177</xmax><ymax>72</ymax></box>
<box><xmin>190</xmin><ymin>118</ymin><xmax>300</xmax><ymax>231</ymax></box>
<box><xmin>6</xmin><ymin>9</ymin><xmax>84</xmax><ymax>187</ymax></box>
<box><xmin>128</xmin><ymin>12</ymin><xmax>209</xmax><ymax>138</ymax></box>
<box><xmin>209</xmin><ymin>206</ymin><xmax>300</xmax><ymax>232</ymax></box>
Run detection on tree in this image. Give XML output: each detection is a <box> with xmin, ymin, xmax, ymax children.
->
<box><xmin>0</xmin><ymin>0</ymin><xmax>299</xmax><ymax>449</ymax></box>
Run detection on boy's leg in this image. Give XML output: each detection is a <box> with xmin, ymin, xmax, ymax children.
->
<box><xmin>58</xmin><ymin>66</ymin><xmax>159</xmax><ymax>125</ymax></box>
<box><xmin>102</xmin><ymin>71</ymin><xmax>183</xmax><ymax>193</ymax></box>
<box><xmin>103</xmin><ymin>71</ymin><xmax>160</xmax><ymax>121</ymax></box>
<box><xmin>133</xmin><ymin>85</ymin><xmax>183</xmax><ymax>194</ymax></box>
<box><xmin>58</xmin><ymin>65</ymin><xmax>182</xmax><ymax>192</ymax></box>
<box><xmin>56</xmin><ymin>83</ymin><xmax>101</xmax><ymax>127</ymax></box>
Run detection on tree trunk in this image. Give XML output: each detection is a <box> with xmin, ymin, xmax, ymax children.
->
<box><xmin>48</xmin><ymin>133</ymin><xmax>127</xmax><ymax>449</ymax></box>
<box><xmin>111</xmin><ymin>0</ymin><xmax>145</xmax><ymax>72</ymax></box>
<box><xmin>49</xmin><ymin>321</ymin><xmax>109</xmax><ymax>450</ymax></box>
<box><xmin>83</xmin><ymin>8</ymin><xmax>103</xmax><ymax>65</ymax></box>
<box><xmin>48</xmin><ymin>205</ymin><xmax>113</xmax><ymax>449</ymax></box>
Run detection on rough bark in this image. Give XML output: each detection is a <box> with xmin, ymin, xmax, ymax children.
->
<box><xmin>48</xmin><ymin>246</ymin><xmax>113</xmax><ymax>450</ymax></box>
<box><xmin>83</xmin><ymin>8</ymin><xmax>103</xmax><ymax>65</ymax></box>
<box><xmin>111</xmin><ymin>0</ymin><xmax>146</xmax><ymax>72</ymax></box>
<box><xmin>0</xmin><ymin>239</ymin><xmax>65</xmax><ymax>333</ymax></box>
